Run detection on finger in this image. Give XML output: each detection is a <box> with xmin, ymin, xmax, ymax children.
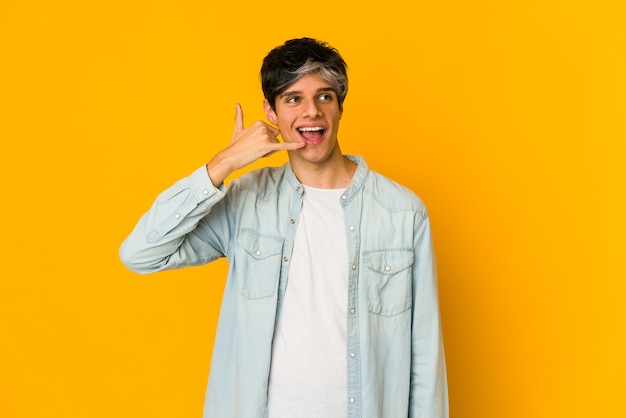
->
<box><xmin>253</xmin><ymin>121</ymin><xmax>280</xmax><ymax>138</ymax></box>
<box><xmin>268</xmin><ymin>140</ymin><xmax>306</xmax><ymax>152</ymax></box>
<box><xmin>267</xmin><ymin>124</ymin><xmax>280</xmax><ymax>137</ymax></box>
<box><xmin>255</xmin><ymin>119</ymin><xmax>280</xmax><ymax>137</ymax></box>
<box><xmin>233</xmin><ymin>103</ymin><xmax>244</xmax><ymax>134</ymax></box>
<box><xmin>261</xmin><ymin>143</ymin><xmax>302</xmax><ymax>159</ymax></box>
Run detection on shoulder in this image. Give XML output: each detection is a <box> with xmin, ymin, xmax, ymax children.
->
<box><xmin>227</xmin><ymin>164</ymin><xmax>288</xmax><ymax>197</ymax></box>
<box><xmin>363</xmin><ymin>168</ymin><xmax>428</xmax><ymax>216</ymax></box>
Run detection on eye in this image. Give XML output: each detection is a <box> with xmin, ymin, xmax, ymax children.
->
<box><xmin>318</xmin><ymin>93</ymin><xmax>333</xmax><ymax>102</ymax></box>
<box><xmin>286</xmin><ymin>96</ymin><xmax>300</xmax><ymax>104</ymax></box>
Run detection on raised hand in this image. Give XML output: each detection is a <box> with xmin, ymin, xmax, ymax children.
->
<box><xmin>206</xmin><ymin>104</ymin><xmax>304</xmax><ymax>186</ymax></box>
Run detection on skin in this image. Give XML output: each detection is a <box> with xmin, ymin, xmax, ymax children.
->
<box><xmin>207</xmin><ymin>72</ymin><xmax>356</xmax><ymax>189</ymax></box>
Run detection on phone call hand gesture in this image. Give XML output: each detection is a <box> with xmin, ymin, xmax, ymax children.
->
<box><xmin>206</xmin><ymin>104</ymin><xmax>304</xmax><ymax>186</ymax></box>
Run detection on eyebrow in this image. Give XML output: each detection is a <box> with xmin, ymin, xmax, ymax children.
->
<box><xmin>279</xmin><ymin>87</ymin><xmax>336</xmax><ymax>98</ymax></box>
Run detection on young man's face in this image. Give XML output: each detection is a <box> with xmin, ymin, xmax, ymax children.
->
<box><xmin>264</xmin><ymin>72</ymin><xmax>343</xmax><ymax>167</ymax></box>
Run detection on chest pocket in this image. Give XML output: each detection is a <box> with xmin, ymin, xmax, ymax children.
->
<box><xmin>363</xmin><ymin>249</ymin><xmax>414</xmax><ymax>316</ymax></box>
<box><xmin>235</xmin><ymin>229</ymin><xmax>284</xmax><ymax>299</ymax></box>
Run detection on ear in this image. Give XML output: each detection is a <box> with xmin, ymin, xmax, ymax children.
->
<box><xmin>263</xmin><ymin>99</ymin><xmax>277</xmax><ymax>125</ymax></box>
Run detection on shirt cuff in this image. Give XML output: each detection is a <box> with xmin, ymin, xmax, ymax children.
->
<box><xmin>188</xmin><ymin>164</ymin><xmax>224</xmax><ymax>203</ymax></box>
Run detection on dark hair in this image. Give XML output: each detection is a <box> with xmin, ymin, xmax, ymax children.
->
<box><xmin>260</xmin><ymin>38</ymin><xmax>348</xmax><ymax>111</ymax></box>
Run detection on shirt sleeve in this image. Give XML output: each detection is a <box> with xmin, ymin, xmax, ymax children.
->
<box><xmin>119</xmin><ymin>165</ymin><xmax>232</xmax><ymax>274</ymax></box>
<box><xmin>409</xmin><ymin>212</ymin><xmax>449</xmax><ymax>417</ymax></box>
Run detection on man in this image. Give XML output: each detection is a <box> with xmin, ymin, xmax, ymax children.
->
<box><xmin>120</xmin><ymin>37</ymin><xmax>448</xmax><ymax>418</ymax></box>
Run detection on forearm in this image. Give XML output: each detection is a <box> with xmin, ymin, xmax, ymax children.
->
<box><xmin>205</xmin><ymin>149</ymin><xmax>238</xmax><ymax>188</ymax></box>
<box><xmin>409</xmin><ymin>215</ymin><xmax>449</xmax><ymax>417</ymax></box>
<box><xmin>119</xmin><ymin>165</ymin><xmax>229</xmax><ymax>273</ymax></box>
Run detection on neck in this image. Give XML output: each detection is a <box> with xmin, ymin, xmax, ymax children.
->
<box><xmin>290</xmin><ymin>154</ymin><xmax>357</xmax><ymax>189</ymax></box>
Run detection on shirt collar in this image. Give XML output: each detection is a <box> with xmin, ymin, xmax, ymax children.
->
<box><xmin>285</xmin><ymin>155</ymin><xmax>369</xmax><ymax>203</ymax></box>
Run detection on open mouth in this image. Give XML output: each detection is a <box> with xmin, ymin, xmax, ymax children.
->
<box><xmin>297</xmin><ymin>126</ymin><xmax>325</xmax><ymax>143</ymax></box>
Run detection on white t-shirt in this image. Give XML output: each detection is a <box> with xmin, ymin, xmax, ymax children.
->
<box><xmin>267</xmin><ymin>186</ymin><xmax>348</xmax><ymax>418</ymax></box>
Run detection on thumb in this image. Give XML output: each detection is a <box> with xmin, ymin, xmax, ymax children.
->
<box><xmin>233</xmin><ymin>103</ymin><xmax>244</xmax><ymax>134</ymax></box>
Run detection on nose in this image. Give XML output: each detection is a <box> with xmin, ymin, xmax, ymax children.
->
<box><xmin>302</xmin><ymin>99</ymin><xmax>322</xmax><ymax>118</ymax></box>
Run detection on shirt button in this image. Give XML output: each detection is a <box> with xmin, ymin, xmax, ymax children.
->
<box><xmin>296</xmin><ymin>187</ymin><xmax>301</xmax><ymax>192</ymax></box>
<box><xmin>283</xmin><ymin>256</ymin><xmax>289</xmax><ymax>262</ymax></box>
<box><xmin>203</xmin><ymin>189</ymin><xmax>209</xmax><ymax>195</ymax></box>
<box><xmin>350</xmin><ymin>308</ymin><xmax>355</xmax><ymax>314</ymax></box>
<box><xmin>175</xmin><ymin>213</ymin><xmax>180</xmax><ymax>219</ymax></box>
<box><xmin>351</xmin><ymin>264</ymin><xmax>357</xmax><ymax>270</ymax></box>
<box><xmin>341</xmin><ymin>194</ymin><xmax>347</xmax><ymax>200</ymax></box>
<box><xmin>385</xmin><ymin>265</ymin><xmax>391</xmax><ymax>272</ymax></box>
<box><xmin>350</xmin><ymin>352</ymin><xmax>356</xmax><ymax>358</ymax></box>
<box><xmin>290</xmin><ymin>218</ymin><xmax>295</xmax><ymax>224</ymax></box>
<box><xmin>255</xmin><ymin>250</ymin><xmax>261</xmax><ymax>256</ymax></box>
<box><xmin>349</xmin><ymin>225</ymin><xmax>355</xmax><ymax>231</ymax></box>
<box><xmin>350</xmin><ymin>397</ymin><xmax>356</xmax><ymax>404</ymax></box>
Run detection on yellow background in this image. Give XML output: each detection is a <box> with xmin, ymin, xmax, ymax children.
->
<box><xmin>1</xmin><ymin>1</ymin><xmax>624</xmax><ymax>417</ymax></box>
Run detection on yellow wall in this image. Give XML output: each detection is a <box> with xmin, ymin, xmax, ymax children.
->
<box><xmin>1</xmin><ymin>1</ymin><xmax>624</xmax><ymax>417</ymax></box>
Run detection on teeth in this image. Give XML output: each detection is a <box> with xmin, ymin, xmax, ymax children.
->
<box><xmin>298</xmin><ymin>126</ymin><xmax>324</xmax><ymax>132</ymax></box>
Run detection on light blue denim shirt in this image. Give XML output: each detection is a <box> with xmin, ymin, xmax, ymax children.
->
<box><xmin>120</xmin><ymin>156</ymin><xmax>448</xmax><ymax>418</ymax></box>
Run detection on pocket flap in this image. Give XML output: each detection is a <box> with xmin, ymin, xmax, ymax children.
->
<box><xmin>365</xmin><ymin>250</ymin><xmax>414</xmax><ymax>274</ymax></box>
<box><xmin>236</xmin><ymin>228</ymin><xmax>284</xmax><ymax>261</ymax></box>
